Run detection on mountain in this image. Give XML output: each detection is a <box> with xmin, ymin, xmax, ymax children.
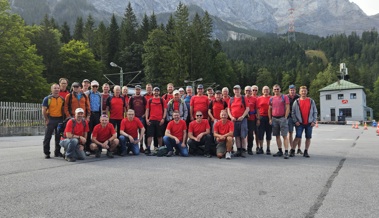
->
<box><xmin>9</xmin><ymin>0</ymin><xmax>379</xmax><ymax>38</ymax></box>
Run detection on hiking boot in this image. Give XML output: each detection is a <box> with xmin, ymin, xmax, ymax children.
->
<box><xmin>248</xmin><ymin>148</ymin><xmax>253</xmax><ymax>155</ymax></box>
<box><xmin>204</xmin><ymin>154</ymin><xmax>211</xmax><ymax>158</ymax></box>
<box><xmin>273</xmin><ymin>151</ymin><xmax>283</xmax><ymax>157</ymax></box>
<box><xmin>256</xmin><ymin>147</ymin><xmax>259</xmax><ymax>153</ymax></box>
<box><xmin>66</xmin><ymin>157</ymin><xmax>76</xmax><ymax>162</ymax></box>
<box><xmin>85</xmin><ymin>151</ymin><xmax>91</xmax><ymax>156</ymax></box>
<box><xmin>166</xmin><ymin>151</ymin><xmax>173</xmax><ymax>157</ymax></box>
<box><xmin>225</xmin><ymin>152</ymin><xmax>231</xmax><ymax>160</ymax></box>
<box><xmin>266</xmin><ymin>149</ymin><xmax>271</xmax><ymax>155</ymax></box>
<box><xmin>240</xmin><ymin>149</ymin><xmax>246</xmax><ymax>158</ymax></box>
<box><xmin>297</xmin><ymin>149</ymin><xmax>303</xmax><ymax>155</ymax></box>
<box><xmin>139</xmin><ymin>146</ymin><xmax>145</xmax><ymax>153</ymax></box>
<box><xmin>284</xmin><ymin>152</ymin><xmax>289</xmax><ymax>159</ymax></box>
<box><xmin>45</xmin><ymin>154</ymin><xmax>50</xmax><ymax>159</ymax></box>
<box><xmin>106</xmin><ymin>151</ymin><xmax>114</xmax><ymax>158</ymax></box>
<box><xmin>95</xmin><ymin>150</ymin><xmax>101</xmax><ymax>158</ymax></box>
<box><xmin>54</xmin><ymin>152</ymin><xmax>63</xmax><ymax>158</ymax></box>
<box><xmin>259</xmin><ymin>147</ymin><xmax>264</xmax><ymax>154</ymax></box>
<box><xmin>289</xmin><ymin>149</ymin><xmax>295</xmax><ymax>157</ymax></box>
<box><xmin>144</xmin><ymin>149</ymin><xmax>151</xmax><ymax>155</ymax></box>
<box><xmin>303</xmin><ymin>150</ymin><xmax>310</xmax><ymax>158</ymax></box>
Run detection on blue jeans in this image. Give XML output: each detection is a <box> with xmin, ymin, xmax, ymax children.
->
<box><xmin>119</xmin><ymin>135</ymin><xmax>140</xmax><ymax>155</ymax></box>
<box><xmin>295</xmin><ymin>124</ymin><xmax>313</xmax><ymax>139</ymax></box>
<box><xmin>59</xmin><ymin>138</ymin><xmax>86</xmax><ymax>159</ymax></box>
<box><xmin>163</xmin><ymin>136</ymin><xmax>189</xmax><ymax>157</ymax></box>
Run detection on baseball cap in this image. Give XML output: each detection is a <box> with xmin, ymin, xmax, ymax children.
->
<box><xmin>173</xmin><ymin>90</ymin><xmax>180</xmax><ymax>95</ymax></box>
<box><xmin>153</xmin><ymin>87</ymin><xmax>160</xmax><ymax>91</ymax></box>
<box><xmin>289</xmin><ymin>84</ymin><xmax>296</xmax><ymax>89</ymax></box>
<box><xmin>75</xmin><ymin>108</ymin><xmax>84</xmax><ymax>114</ymax></box>
<box><xmin>215</xmin><ymin>90</ymin><xmax>222</xmax><ymax>94</ymax></box>
<box><xmin>82</xmin><ymin>79</ymin><xmax>90</xmax><ymax>83</ymax></box>
<box><xmin>71</xmin><ymin>82</ymin><xmax>80</xmax><ymax>88</ymax></box>
<box><xmin>178</xmin><ymin>88</ymin><xmax>184</xmax><ymax>92</ymax></box>
<box><xmin>207</xmin><ymin>87</ymin><xmax>213</xmax><ymax>90</ymax></box>
<box><xmin>197</xmin><ymin>84</ymin><xmax>204</xmax><ymax>89</ymax></box>
<box><xmin>91</xmin><ymin>80</ymin><xmax>99</xmax><ymax>86</ymax></box>
<box><xmin>233</xmin><ymin>85</ymin><xmax>241</xmax><ymax>89</ymax></box>
<box><xmin>135</xmin><ymin>85</ymin><xmax>141</xmax><ymax>89</ymax></box>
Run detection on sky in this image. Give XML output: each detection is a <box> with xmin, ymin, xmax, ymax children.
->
<box><xmin>350</xmin><ymin>0</ymin><xmax>379</xmax><ymax>16</ymax></box>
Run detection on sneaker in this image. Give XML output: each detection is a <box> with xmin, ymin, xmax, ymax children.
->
<box><xmin>259</xmin><ymin>147</ymin><xmax>264</xmax><ymax>154</ymax></box>
<box><xmin>289</xmin><ymin>149</ymin><xmax>295</xmax><ymax>157</ymax></box>
<box><xmin>256</xmin><ymin>147</ymin><xmax>259</xmax><ymax>153</ymax></box>
<box><xmin>284</xmin><ymin>152</ymin><xmax>289</xmax><ymax>159</ymax></box>
<box><xmin>106</xmin><ymin>151</ymin><xmax>114</xmax><ymax>158</ymax></box>
<box><xmin>95</xmin><ymin>150</ymin><xmax>101</xmax><ymax>158</ymax></box>
<box><xmin>54</xmin><ymin>152</ymin><xmax>63</xmax><ymax>158</ymax></box>
<box><xmin>303</xmin><ymin>150</ymin><xmax>310</xmax><ymax>158</ymax></box>
<box><xmin>144</xmin><ymin>149</ymin><xmax>151</xmax><ymax>155</ymax></box>
<box><xmin>45</xmin><ymin>154</ymin><xmax>50</xmax><ymax>159</ymax></box>
<box><xmin>273</xmin><ymin>151</ymin><xmax>283</xmax><ymax>157</ymax></box>
<box><xmin>225</xmin><ymin>152</ymin><xmax>231</xmax><ymax>160</ymax></box>
<box><xmin>166</xmin><ymin>151</ymin><xmax>173</xmax><ymax>157</ymax></box>
<box><xmin>204</xmin><ymin>154</ymin><xmax>211</xmax><ymax>158</ymax></box>
<box><xmin>266</xmin><ymin>149</ymin><xmax>271</xmax><ymax>155</ymax></box>
<box><xmin>120</xmin><ymin>150</ymin><xmax>127</xmax><ymax>156</ymax></box>
<box><xmin>66</xmin><ymin>157</ymin><xmax>76</xmax><ymax>162</ymax></box>
<box><xmin>240</xmin><ymin>150</ymin><xmax>246</xmax><ymax>158</ymax></box>
<box><xmin>139</xmin><ymin>146</ymin><xmax>145</xmax><ymax>153</ymax></box>
<box><xmin>297</xmin><ymin>149</ymin><xmax>303</xmax><ymax>155</ymax></box>
<box><xmin>248</xmin><ymin>149</ymin><xmax>253</xmax><ymax>155</ymax></box>
<box><xmin>85</xmin><ymin>151</ymin><xmax>91</xmax><ymax>156</ymax></box>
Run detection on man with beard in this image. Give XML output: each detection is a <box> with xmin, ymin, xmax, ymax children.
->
<box><xmin>90</xmin><ymin>114</ymin><xmax>119</xmax><ymax>158</ymax></box>
<box><xmin>163</xmin><ymin>110</ymin><xmax>188</xmax><ymax>157</ymax></box>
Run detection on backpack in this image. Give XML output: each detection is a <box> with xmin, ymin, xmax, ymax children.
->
<box><xmin>106</xmin><ymin>95</ymin><xmax>126</xmax><ymax>110</ymax></box>
<box><xmin>129</xmin><ymin>95</ymin><xmax>147</xmax><ymax>109</ymax></box>
<box><xmin>230</xmin><ymin>95</ymin><xmax>246</xmax><ymax>108</ymax></box>
<box><xmin>57</xmin><ymin>118</ymin><xmax>86</xmax><ymax>138</ymax></box>
<box><xmin>67</xmin><ymin>92</ymin><xmax>88</xmax><ymax>116</ymax></box>
<box><xmin>209</xmin><ymin>99</ymin><xmax>227</xmax><ymax>115</ymax></box>
<box><xmin>269</xmin><ymin>94</ymin><xmax>286</xmax><ymax>109</ymax></box>
<box><xmin>167</xmin><ymin>99</ymin><xmax>185</xmax><ymax>117</ymax></box>
<box><xmin>148</xmin><ymin>97</ymin><xmax>164</xmax><ymax>117</ymax></box>
<box><xmin>156</xmin><ymin>146</ymin><xmax>168</xmax><ymax>157</ymax></box>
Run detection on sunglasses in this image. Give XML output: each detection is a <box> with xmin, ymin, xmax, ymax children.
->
<box><xmin>196</xmin><ymin>114</ymin><xmax>203</xmax><ymax>117</ymax></box>
<box><xmin>274</xmin><ymin>88</ymin><xmax>279</xmax><ymax>90</ymax></box>
<box><xmin>73</xmin><ymin>86</ymin><xmax>79</xmax><ymax>88</ymax></box>
<box><xmin>245</xmin><ymin>90</ymin><xmax>252</xmax><ymax>92</ymax></box>
<box><xmin>92</xmin><ymin>86</ymin><xmax>98</xmax><ymax>88</ymax></box>
<box><xmin>252</xmin><ymin>90</ymin><xmax>258</xmax><ymax>91</ymax></box>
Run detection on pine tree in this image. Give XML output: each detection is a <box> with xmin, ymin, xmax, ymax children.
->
<box><xmin>119</xmin><ymin>2</ymin><xmax>138</xmax><ymax>50</ymax></box>
<box><xmin>73</xmin><ymin>17</ymin><xmax>84</xmax><ymax>40</ymax></box>
<box><xmin>107</xmin><ymin>14</ymin><xmax>119</xmax><ymax>68</ymax></box>
<box><xmin>60</xmin><ymin>21</ymin><xmax>71</xmax><ymax>43</ymax></box>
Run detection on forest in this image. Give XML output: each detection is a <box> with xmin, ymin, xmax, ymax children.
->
<box><xmin>1</xmin><ymin>0</ymin><xmax>379</xmax><ymax>118</ymax></box>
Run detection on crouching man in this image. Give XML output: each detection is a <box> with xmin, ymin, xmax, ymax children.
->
<box><xmin>187</xmin><ymin>111</ymin><xmax>213</xmax><ymax>157</ymax></box>
<box><xmin>90</xmin><ymin>114</ymin><xmax>119</xmax><ymax>158</ymax></box>
<box><xmin>163</xmin><ymin>110</ymin><xmax>188</xmax><ymax>157</ymax></box>
<box><xmin>59</xmin><ymin>108</ymin><xmax>89</xmax><ymax>162</ymax></box>
<box><xmin>214</xmin><ymin>110</ymin><xmax>234</xmax><ymax>159</ymax></box>
<box><xmin>119</xmin><ymin>109</ymin><xmax>145</xmax><ymax>156</ymax></box>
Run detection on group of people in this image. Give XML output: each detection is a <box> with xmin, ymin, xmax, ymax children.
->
<box><xmin>42</xmin><ymin>78</ymin><xmax>317</xmax><ymax>162</ymax></box>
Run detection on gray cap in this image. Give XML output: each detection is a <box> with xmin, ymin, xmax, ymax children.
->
<box><xmin>153</xmin><ymin>87</ymin><xmax>160</xmax><ymax>91</ymax></box>
<box><xmin>197</xmin><ymin>84</ymin><xmax>204</xmax><ymax>89</ymax></box>
<box><xmin>71</xmin><ymin>82</ymin><xmax>80</xmax><ymax>88</ymax></box>
<box><xmin>82</xmin><ymin>79</ymin><xmax>90</xmax><ymax>83</ymax></box>
<box><xmin>135</xmin><ymin>85</ymin><xmax>141</xmax><ymax>89</ymax></box>
<box><xmin>233</xmin><ymin>85</ymin><xmax>241</xmax><ymax>89</ymax></box>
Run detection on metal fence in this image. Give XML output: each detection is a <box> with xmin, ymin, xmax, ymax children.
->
<box><xmin>0</xmin><ymin>102</ymin><xmax>44</xmax><ymax>136</ymax></box>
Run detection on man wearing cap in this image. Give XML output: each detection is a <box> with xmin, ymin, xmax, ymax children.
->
<box><xmin>59</xmin><ymin>108</ymin><xmax>89</xmax><ymax>162</ymax></box>
<box><xmin>90</xmin><ymin>114</ymin><xmax>119</xmax><ymax>158</ymax></box>
<box><xmin>190</xmin><ymin>84</ymin><xmax>209</xmax><ymax>121</ymax></box>
<box><xmin>245</xmin><ymin>85</ymin><xmax>258</xmax><ymax>155</ymax></box>
<box><xmin>82</xmin><ymin>79</ymin><xmax>91</xmax><ymax>93</ymax></box>
<box><xmin>64</xmin><ymin>82</ymin><xmax>91</xmax><ymax>120</ymax></box>
<box><xmin>178</xmin><ymin>88</ymin><xmax>185</xmax><ymax>98</ymax></box>
<box><xmin>119</xmin><ymin>109</ymin><xmax>146</xmax><ymax>156</ymax></box>
<box><xmin>227</xmin><ymin>85</ymin><xmax>249</xmax><ymax>157</ymax></box>
<box><xmin>269</xmin><ymin>84</ymin><xmax>290</xmax><ymax>159</ymax></box>
<box><xmin>129</xmin><ymin>85</ymin><xmax>147</xmax><ymax>152</ymax></box>
<box><xmin>208</xmin><ymin>90</ymin><xmax>228</xmax><ymax>130</ymax></box>
<box><xmin>287</xmin><ymin>84</ymin><xmax>302</xmax><ymax>155</ymax></box>
<box><xmin>145</xmin><ymin>87</ymin><xmax>167</xmax><ymax>154</ymax></box>
<box><xmin>163</xmin><ymin>110</ymin><xmax>188</xmax><ymax>157</ymax></box>
<box><xmin>59</xmin><ymin>78</ymin><xmax>70</xmax><ymax>98</ymax></box>
<box><xmin>214</xmin><ymin>110</ymin><xmax>234</xmax><ymax>159</ymax></box>
<box><xmin>188</xmin><ymin>111</ymin><xmax>213</xmax><ymax>157</ymax></box>
<box><xmin>257</xmin><ymin>86</ymin><xmax>272</xmax><ymax>155</ymax></box>
<box><xmin>166</xmin><ymin>90</ymin><xmax>188</xmax><ymax>121</ymax></box>
<box><xmin>207</xmin><ymin>87</ymin><xmax>215</xmax><ymax>102</ymax></box>
<box><xmin>106</xmin><ymin>85</ymin><xmax>126</xmax><ymax>137</ymax></box>
<box><xmin>42</xmin><ymin>83</ymin><xmax>65</xmax><ymax>159</ymax></box>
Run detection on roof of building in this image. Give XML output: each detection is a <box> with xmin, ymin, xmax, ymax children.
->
<box><xmin>319</xmin><ymin>80</ymin><xmax>364</xmax><ymax>92</ymax></box>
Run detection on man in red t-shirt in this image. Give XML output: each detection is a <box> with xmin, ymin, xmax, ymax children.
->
<box><xmin>251</xmin><ymin>85</ymin><xmax>260</xmax><ymax>152</ymax></box>
<box><xmin>188</xmin><ymin>111</ymin><xmax>213</xmax><ymax>157</ymax></box>
<box><xmin>214</xmin><ymin>110</ymin><xmax>234</xmax><ymax>159</ymax></box>
<box><xmin>190</xmin><ymin>84</ymin><xmax>209</xmax><ymax>121</ymax></box>
<box><xmin>244</xmin><ymin>85</ymin><xmax>258</xmax><ymax>155</ymax></box>
<box><xmin>162</xmin><ymin>83</ymin><xmax>174</xmax><ymax>104</ymax></box>
<box><xmin>106</xmin><ymin>85</ymin><xmax>126</xmax><ymax>137</ymax></box>
<box><xmin>90</xmin><ymin>114</ymin><xmax>119</xmax><ymax>158</ymax></box>
<box><xmin>268</xmin><ymin>84</ymin><xmax>290</xmax><ymax>159</ymax></box>
<box><xmin>222</xmin><ymin>87</ymin><xmax>231</xmax><ymax>105</ymax></box>
<box><xmin>163</xmin><ymin>110</ymin><xmax>188</xmax><ymax>157</ymax></box>
<box><xmin>59</xmin><ymin>108</ymin><xmax>89</xmax><ymax>162</ymax></box>
<box><xmin>227</xmin><ymin>85</ymin><xmax>249</xmax><ymax>158</ymax></box>
<box><xmin>256</xmin><ymin>86</ymin><xmax>272</xmax><ymax>155</ymax></box>
<box><xmin>291</xmin><ymin>86</ymin><xmax>317</xmax><ymax>158</ymax></box>
<box><xmin>119</xmin><ymin>109</ymin><xmax>146</xmax><ymax>156</ymax></box>
<box><xmin>145</xmin><ymin>87</ymin><xmax>167</xmax><ymax>154</ymax></box>
<box><xmin>208</xmin><ymin>90</ymin><xmax>228</xmax><ymax>130</ymax></box>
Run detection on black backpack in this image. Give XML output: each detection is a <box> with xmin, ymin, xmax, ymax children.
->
<box><xmin>57</xmin><ymin>118</ymin><xmax>86</xmax><ymax>138</ymax></box>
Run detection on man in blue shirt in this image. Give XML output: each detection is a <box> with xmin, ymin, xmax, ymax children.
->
<box><xmin>85</xmin><ymin>80</ymin><xmax>102</xmax><ymax>155</ymax></box>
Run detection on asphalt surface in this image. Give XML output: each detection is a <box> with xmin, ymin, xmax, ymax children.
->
<box><xmin>0</xmin><ymin>125</ymin><xmax>378</xmax><ymax>218</ymax></box>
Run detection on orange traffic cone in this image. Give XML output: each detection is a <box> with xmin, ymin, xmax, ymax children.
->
<box><xmin>364</xmin><ymin>122</ymin><xmax>368</xmax><ymax>130</ymax></box>
<box><xmin>355</xmin><ymin>122</ymin><xmax>359</xmax><ymax>129</ymax></box>
<box><xmin>315</xmin><ymin>121</ymin><xmax>319</xmax><ymax>128</ymax></box>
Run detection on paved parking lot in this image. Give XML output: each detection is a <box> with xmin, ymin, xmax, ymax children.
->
<box><xmin>0</xmin><ymin>125</ymin><xmax>378</xmax><ymax>218</ymax></box>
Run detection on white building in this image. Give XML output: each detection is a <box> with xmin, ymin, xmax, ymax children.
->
<box><xmin>319</xmin><ymin>80</ymin><xmax>373</xmax><ymax>122</ymax></box>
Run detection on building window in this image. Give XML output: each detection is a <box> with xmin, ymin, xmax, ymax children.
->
<box><xmin>326</xmin><ymin>94</ymin><xmax>331</xmax><ymax>100</ymax></box>
<box><xmin>338</xmin><ymin>94</ymin><xmax>344</xmax><ymax>100</ymax></box>
<box><xmin>339</xmin><ymin>108</ymin><xmax>352</xmax><ymax>117</ymax></box>
<box><xmin>350</xmin><ymin>93</ymin><xmax>356</xmax><ymax>99</ymax></box>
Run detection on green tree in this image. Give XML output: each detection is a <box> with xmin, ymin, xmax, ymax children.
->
<box><xmin>120</xmin><ymin>2</ymin><xmax>138</xmax><ymax>49</ymax></box>
<box><xmin>73</xmin><ymin>17</ymin><xmax>84</xmax><ymax>40</ymax></box>
<box><xmin>60</xmin><ymin>21</ymin><xmax>71</xmax><ymax>43</ymax></box>
<box><xmin>256</xmin><ymin>68</ymin><xmax>274</xmax><ymax>89</ymax></box>
<box><xmin>93</xmin><ymin>21</ymin><xmax>108</xmax><ymax>63</ymax></box>
<box><xmin>138</xmin><ymin>14</ymin><xmax>150</xmax><ymax>43</ymax></box>
<box><xmin>59</xmin><ymin>40</ymin><xmax>102</xmax><ymax>82</ymax></box>
<box><xmin>83</xmin><ymin>14</ymin><xmax>96</xmax><ymax>49</ymax></box>
<box><xmin>149</xmin><ymin>12</ymin><xmax>158</xmax><ymax>31</ymax></box>
<box><xmin>309</xmin><ymin>64</ymin><xmax>338</xmax><ymax>109</ymax></box>
<box><xmin>107</xmin><ymin>14</ymin><xmax>119</xmax><ymax>68</ymax></box>
<box><xmin>0</xmin><ymin>0</ymin><xmax>48</xmax><ymax>102</ymax></box>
